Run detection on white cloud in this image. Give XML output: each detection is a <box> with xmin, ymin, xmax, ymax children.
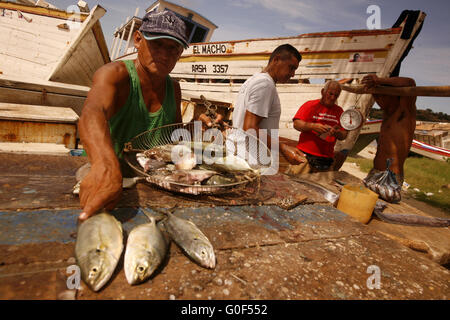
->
<box><xmin>230</xmin><ymin>0</ymin><xmax>362</xmax><ymax>23</ymax></box>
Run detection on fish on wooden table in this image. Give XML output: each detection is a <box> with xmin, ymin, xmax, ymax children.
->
<box><xmin>124</xmin><ymin>214</ymin><xmax>169</xmax><ymax>285</ymax></box>
<box><xmin>163</xmin><ymin>212</ymin><xmax>216</xmax><ymax>269</ymax></box>
<box><xmin>75</xmin><ymin>213</ymin><xmax>124</xmax><ymax>292</ymax></box>
<box><xmin>291</xmin><ymin>177</ymin><xmax>450</xmax><ymax>227</ymax></box>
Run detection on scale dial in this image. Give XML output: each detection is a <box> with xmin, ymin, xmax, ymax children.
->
<box><xmin>340</xmin><ymin>108</ymin><xmax>363</xmax><ymax>130</ymax></box>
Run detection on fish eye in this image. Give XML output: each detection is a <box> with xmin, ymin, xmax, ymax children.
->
<box><xmin>201</xmin><ymin>250</ymin><xmax>206</xmax><ymax>256</ymax></box>
<box><xmin>92</xmin><ymin>267</ymin><xmax>98</xmax><ymax>273</ymax></box>
<box><xmin>96</xmin><ymin>249</ymin><xmax>101</xmax><ymax>253</ymax></box>
<box><xmin>138</xmin><ymin>266</ymin><xmax>145</xmax><ymax>272</ymax></box>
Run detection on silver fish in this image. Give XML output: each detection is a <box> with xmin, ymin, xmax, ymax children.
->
<box><xmin>205</xmin><ymin>174</ymin><xmax>236</xmax><ymax>185</ymax></box>
<box><xmin>75</xmin><ymin>213</ymin><xmax>123</xmax><ymax>291</ymax></box>
<box><xmin>136</xmin><ymin>153</ymin><xmax>166</xmax><ymax>172</ymax></box>
<box><xmin>164</xmin><ymin>212</ymin><xmax>216</xmax><ymax>269</ymax></box>
<box><xmin>124</xmin><ymin>215</ymin><xmax>168</xmax><ymax>285</ymax></box>
<box><xmin>144</xmin><ymin>144</ymin><xmax>193</xmax><ymax>163</ymax></box>
<box><xmin>164</xmin><ymin>169</ymin><xmax>217</xmax><ymax>185</ymax></box>
<box><xmin>208</xmin><ymin>154</ymin><xmax>254</xmax><ymax>172</ymax></box>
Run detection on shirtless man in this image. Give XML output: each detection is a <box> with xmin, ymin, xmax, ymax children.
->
<box><xmin>361</xmin><ymin>74</ymin><xmax>417</xmax><ymax>184</ymax></box>
<box><xmin>77</xmin><ymin>11</ymin><xmax>188</xmax><ymax>221</ymax></box>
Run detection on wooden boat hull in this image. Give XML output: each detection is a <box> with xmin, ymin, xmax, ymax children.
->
<box><xmin>0</xmin><ymin>2</ymin><xmax>109</xmax><ymax>87</ymax></box>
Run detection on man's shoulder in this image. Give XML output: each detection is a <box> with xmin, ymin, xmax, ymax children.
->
<box><xmin>247</xmin><ymin>72</ymin><xmax>275</xmax><ymax>87</ymax></box>
<box><xmin>93</xmin><ymin>61</ymin><xmax>129</xmax><ymax>85</ymax></box>
<box><xmin>301</xmin><ymin>99</ymin><xmax>321</xmax><ymax>108</ymax></box>
<box><xmin>332</xmin><ymin>104</ymin><xmax>344</xmax><ymax>113</ymax></box>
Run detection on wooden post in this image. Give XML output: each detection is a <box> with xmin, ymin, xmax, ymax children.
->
<box><xmin>115</xmin><ymin>17</ymin><xmax>129</xmax><ymax>59</ymax></box>
<box><xmin>111</xmin><ymin>24</ymin><xmax>124</xmax><ymax>60</ymax></box>
<box><xmin>124</xmin><ymin>19</ymin><xmax>137</xmax><ymax>56</ymax></box>
<box><xmin>77</xmin><ymin>0</ymin><xmax>90</xmax><ymax>13</ymax></box>
<box><xmin>341</xmin><ymin>85</ymin><xmax>450</xmax><ymax>97</ymax></box>
<box><xmin>110</xmin><ymin>29</ymin><xmax>119</xmax><ymax>60</ymax></box>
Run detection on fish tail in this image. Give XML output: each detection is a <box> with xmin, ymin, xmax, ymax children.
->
<box><xmin>141</xmin><ymin>208</ymin><xmax>166</xmax><ymax>223</ymax></box>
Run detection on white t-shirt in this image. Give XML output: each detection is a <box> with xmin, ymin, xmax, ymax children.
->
<box><xmin>227</xmin><ymin>72</ymin><xmax>280</xmax><ymax>175</ymax></box>
<box><xmin>232</xmin><ymin>72</ymin><xmax>281</xmax><ymax>137</ymax></box>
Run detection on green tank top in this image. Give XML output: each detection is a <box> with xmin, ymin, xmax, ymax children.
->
<box><xmin>109</xmin><ymin>60</ymin><xmax>177</xmax><ymax>159</ymax></box>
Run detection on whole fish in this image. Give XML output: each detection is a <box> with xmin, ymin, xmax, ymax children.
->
<box><xmin>211</xmin><ymin>154</ymin><xmax>253</xmax><ymax>172</ymax></box>
<box><xmin>291</xmin><ymin>177</ymin><xmax>450</xmax><ymax>228</ymax></box>
<box><xmin>163</xmin><ymin>212</ymin><xmax>216</xmax><ymax>269</ymax></box>
<box><xmin>136</xmin><ymin>153</ymin><xmax>166</xmax><ymax>172</ymax></box>
<box><xmin>124</xmin><ymin>215</ymin><xmax>168</xmax><ymax>285</ymax></box>
<box><xmin>75</xmin><ymin>213</ymin><xmax>124</xmax><ymax>292</ymax></box>
<box><xmin>164</xmin><ymin>169</ymin><xmax>217</xmax><ymax>185</ymax></box>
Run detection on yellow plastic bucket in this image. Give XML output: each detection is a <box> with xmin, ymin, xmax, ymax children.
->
<box><xmin>337</xmin><ymin>184</ymin><xmax>379</xmax><ymax>224</ymax></box>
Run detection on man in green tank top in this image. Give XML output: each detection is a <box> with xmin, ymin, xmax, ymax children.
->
<box><xmin>77</xmin><ymin>11</ymin><xmax>189</xmax><ymax>221</ymax></box>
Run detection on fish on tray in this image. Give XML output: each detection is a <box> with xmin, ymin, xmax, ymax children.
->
<box><xmin>75</xmin><ymin>213</ymin><xmax>124</xmax><ymax>292</ymax></box>
<box><xmin>124</xmin><ymin>215</ymin><xmax>169</xmax><ymax>285</ymax></box>
<box><xmin>164</xmin><ymin>169</ymin><xmax>217</xmax><ymax>185</ymax></box>
<box><xmin>136</xmin><ymin>142</ymin><xmax>259</xmax><ymax>194</ymax></box>
<box><xmin>163</xmin><ymin>212</ymin><xmax>216</xmax><ymax>269</ymax></box>
<box><xmin>136</xmin><ymin>153</ymin><xmax>166</xmax><ymax>172</ymax></box>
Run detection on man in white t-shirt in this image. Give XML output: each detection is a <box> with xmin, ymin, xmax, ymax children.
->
<box><xmin>231</xmin><ymin>44</ymin><xmax>305</xmax><ymax>171</ymax></box>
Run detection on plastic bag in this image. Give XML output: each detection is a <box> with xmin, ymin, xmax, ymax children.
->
<box><xmin>363</xmin><ymin>159</ymin><xmax>401</xmax><ymax>203</ymax></box>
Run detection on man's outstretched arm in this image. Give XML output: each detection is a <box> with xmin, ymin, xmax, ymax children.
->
<box><xmin>362</xmin><ymin>75</ymin><xmax>416</xmax><ymax>88</ymax></box>
<box><xmin>78</xmin><ymin>63</ymin><xmax>128</xmax><ymax>221</ymax></box>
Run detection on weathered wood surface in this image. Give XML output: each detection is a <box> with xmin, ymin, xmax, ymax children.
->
<box><xmin>0</xmin><ymin>3</ymin><xmax>108</xmax><ymax>87</ymax></box>
<box><xmin>48</xmin><ymin>5</ymin><xmax>108</xmax><ymax>86</ymax></box>
<box><xmin>0</xmin><ymin>153</ymin><xmax>448</xmax><ymax>266</ymax></box>
<box><xmin>0</xmin><ymin>103</ymin><xmax>78</xmax><ymax>148</ymax></box>
<box><xmin>0</xmin><ymin>206</ymin><xmax>448</xmax><ymax>300</ymax></box>
<box><xmin>0</xmin><ymin>103</ymin><xmax>79</xmax><ymax>122</ymax></box>
<box><xmin>298</xmin><ymin>171</ymin><xmax>450</xmax><ymax>266</ymax></box>
<box><xmin>0</xmin><ymin>76</ymin><xmax>89</xmax><ymax>115</ymax></box>
<box><xmin>0</xmin><ymin>153</ymin><xmax>449</xmax><ymax>300</ymax></box>
<box><xmin>0</xmin><ymin>154</ymin><xmax>319</xmax><ymax>211</ymax></box>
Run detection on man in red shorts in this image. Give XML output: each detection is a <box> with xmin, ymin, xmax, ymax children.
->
<box><xmin>286</xmin><ymin>80</ymin><xmax>348</xmax><ymax>175</ymax></box>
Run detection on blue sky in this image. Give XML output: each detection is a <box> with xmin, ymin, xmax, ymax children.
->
<box><xmin>53</xmin><ymin>0</ymin><xmax>449</xmax><ymax>114</ymax></box>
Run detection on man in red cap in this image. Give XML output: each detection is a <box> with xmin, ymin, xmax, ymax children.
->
<box><xmin>77</xmin><ymin>10</ymin><xmax>189</xmax><ymax>221</ymax></box>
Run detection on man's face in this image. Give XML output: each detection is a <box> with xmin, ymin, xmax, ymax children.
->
<box><xmin>321</xmin><ymin>84</ymin><xmax>341</xmax><ymax>107</ymax></box>
<box><xmin>273</xmin><ymin>55</ymin><xmax>300</xmax><ymax>83</ymax></box>
<box><xmin>135</xmin><ymin>32</ymin><xmax>184</xmax><ymax>76</ymax></box>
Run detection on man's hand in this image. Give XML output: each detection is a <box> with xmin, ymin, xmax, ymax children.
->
<box><xmin>329</xmin><ymin>125</ymin><xmax>341</xmax><ymax>137</ymax></box>
<box><xmin>329</xmin><ymin>125</ymin><xmax>348</xmax><ymax>140</ymax></box>
<box><xmin>79</xmin><ymin>162</ymin><xmax>123</xmax><ymax>222</ymax></box>
<box><xmin>199</xmin><ymin>113</ymin><xmax>224</xmax><ymax>129</ymax></box>
<box><xmin>312</xmin><ymin>123</ymin><xmax>332</xmax><ymax>134</ymax></box>
<box><xmin>280</xmin><ymin>143</ymin><xmax>306</xmax><ymax>165</ymax></box>
<box><xmin>361</xmin><ymin>75</ymin><xmax>379</xmax><ymax>89</ymax></box>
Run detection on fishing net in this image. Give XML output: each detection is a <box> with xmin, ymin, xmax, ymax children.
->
<box><xmin>123</xmin><ymin>122</ymin><xmax>274</xmax><ymax>195</ymax></box>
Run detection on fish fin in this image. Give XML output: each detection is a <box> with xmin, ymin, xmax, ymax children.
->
<box><xmin>142</xmin><ymin>206</ymin><xmax>178</xmax><ymax>221</ymax></box>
